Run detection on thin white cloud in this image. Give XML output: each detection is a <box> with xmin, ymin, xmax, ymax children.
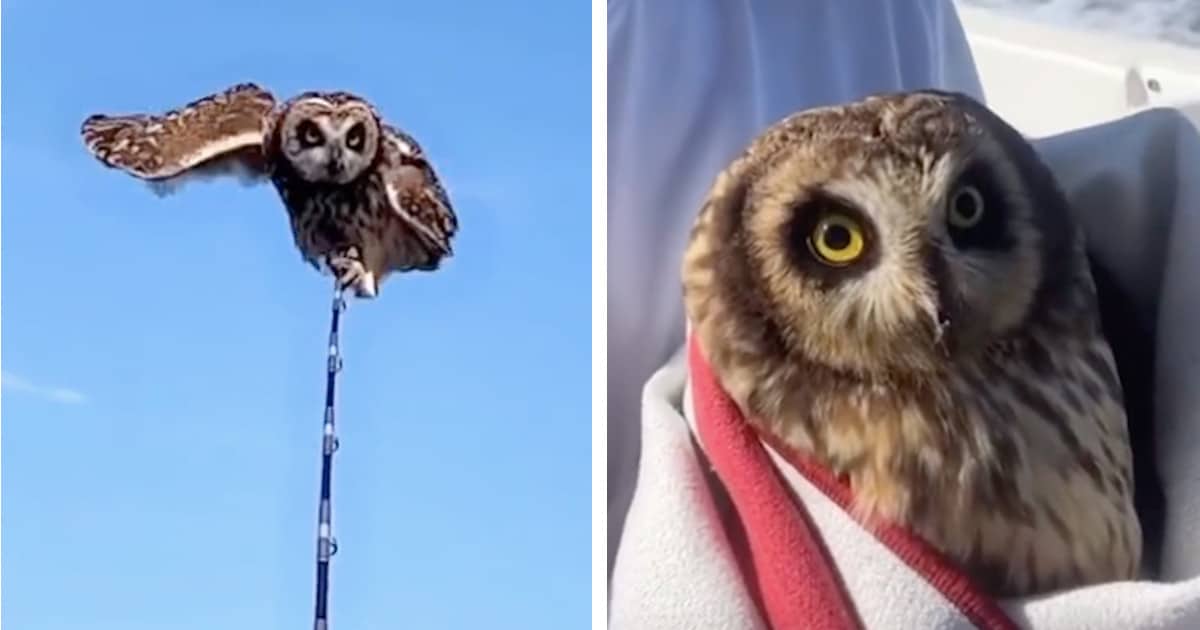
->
<box><xmin>1</xmin><ymin>371</ymin><xmax>87</xmax><ymax>405</ymax></box>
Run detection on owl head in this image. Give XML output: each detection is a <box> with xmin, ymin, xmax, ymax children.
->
<box><xmin>277</xmin><ymin>92</ymin><xmax>381</xmax><ymax>184</ymax></box>
<box><xmin>684</xmin><ymin>91</ymin><xmax>1087</xmax><ymax>378</ymax></box>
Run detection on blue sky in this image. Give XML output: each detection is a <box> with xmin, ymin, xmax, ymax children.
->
<box><xmin>1</xmin><ymin>1</ymin><xmax>590</xmax><ymax>628</ymax></box>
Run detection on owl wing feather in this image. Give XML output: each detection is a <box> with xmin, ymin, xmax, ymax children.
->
<box><xmin>80</xmin><ymin>83</ymin><xmax>277</xmax><ymax>193</ymax></box>
<box><xmin>380</xmin><ymin>125</ymin><xmax>458</xmax><ymax>257</ymax></box>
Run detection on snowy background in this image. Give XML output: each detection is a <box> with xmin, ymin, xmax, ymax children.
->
<box><xmin>959</xmin><ymin>0</ymin><xmax>1200</xmax><ymax>48</ymax></box>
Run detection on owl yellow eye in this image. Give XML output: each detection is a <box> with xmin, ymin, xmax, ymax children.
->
<box><xmin>948</xmin><ymin>185</ymin><xmax>985</xmax><ymax>229</ymax></box>
<box><xmin>808</xmin><ymin>213</ymin><xmax>865</xmax><ymax>266</ymax></box>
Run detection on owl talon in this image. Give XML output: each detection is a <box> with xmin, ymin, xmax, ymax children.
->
<box><xmin>327</xmin><ymin>255</ymin><xmax>361</xmax><ymax>290</ymax></box>
<box><xmin>336</xmin><ymin>270</ymin><xmax>359</xmax><ymax>293</ymax></box>
<box><xmin>334</xmin><ymin>264</ymin><xmax>362</xmax><ymax>292</ymax></box>
<box><xmin>326</xmin><ymin>248</ymin><xmax>378</xmax><ymax>298</ymax></box>
<box><xmin>341</xmin><ymin>273</ymin><xmax>377</xmax><ymax>298</ymax></box>
<box><xmin>355</xmin><ymin>272</ymin><xmax>378</xmax><ymax>299</ymax></box>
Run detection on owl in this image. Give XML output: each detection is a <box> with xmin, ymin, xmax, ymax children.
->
<box><xmin>682</xmin><ymin>90</ymin><xmax>1142</xmax><ymax>597</ymax></box>
<box><xmin>80</xmin><ymin>82</ymin><xmax>457</xmax><ymax>298</ymax></box>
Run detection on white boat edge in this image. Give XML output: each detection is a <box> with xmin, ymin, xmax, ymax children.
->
<box><xmin>955</xmin><ymin>2</ymin><xmax>1200</xmax><ymax>137</ymax></box>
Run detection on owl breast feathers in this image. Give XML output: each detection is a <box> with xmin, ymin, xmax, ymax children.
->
<box><xmin>81</xmin><ymin>82</ymin><xmax>458</xmax><ymax>298</ymax></box>
<box><xmin>682</xmin><ymin>90</ymin><xmax>1142</xmax><ymax>597</ymax></box>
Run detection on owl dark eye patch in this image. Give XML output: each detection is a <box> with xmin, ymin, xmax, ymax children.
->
<box><xmin>946</xmin><ymin>162</ymin><xmax>1014</xmax><ymax>251</ymax></box>
<box><xmin>345</xmin><ymin>123</ymin><xmax>367</xmax><ymax>152</ymax></box>
<box><xmin>297</xmin><ymin>121</ymin><xmax>325</xmax><ymax>148</ymax></box>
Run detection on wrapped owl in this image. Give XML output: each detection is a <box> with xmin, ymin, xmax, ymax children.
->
<box><xmin>682</xmin><ymin>90</ymin><xmax>1142</xmax><ymax>597</ymax></box>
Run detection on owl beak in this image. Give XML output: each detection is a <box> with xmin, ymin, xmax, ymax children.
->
<box><xmin>924</xmin><ymin>240</ymin><xmax>955</xmax><ymax>349</ymax></box>
<box><xmin>327</xmin><ymin>147</ymin><xmax>345</xmax><ymax>178</ymax></box>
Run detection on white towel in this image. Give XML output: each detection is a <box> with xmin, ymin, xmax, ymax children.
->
<box><xmin>609</xmin><ymin>108</ymin><xmax>1200</xmax><ymax>629</ymax></box>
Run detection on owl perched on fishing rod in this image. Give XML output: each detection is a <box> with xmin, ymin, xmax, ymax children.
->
<box><xmin>682</xmin><ymin>90</ymin><xmax>1142</xmax><ymax>597</ymax></box>
<box><xmin>81</xmin><ymin>83</ymin><xmax>457</xmax><ymax>298</ymax></box>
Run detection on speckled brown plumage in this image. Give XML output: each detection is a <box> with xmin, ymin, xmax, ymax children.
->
<box><xmin>80</xmin><ymin>82</ymin><xmax>457</xmax><ymax>298</ymax></box>
<box><xmin>682</xmin><ymin>90</ymin><xmax>1141</xmax><ymax>597</ymax></box>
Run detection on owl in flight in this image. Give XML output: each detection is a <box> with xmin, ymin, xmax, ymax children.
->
<box><xmin>81</xmin><ymin>83</ymin><xmax>457</xmax><ymax>298</ymax></box>
<box><xmin>683</xmin><ymin>90</ymin><xmax>1141</xmax><ymax>597</ymax></box>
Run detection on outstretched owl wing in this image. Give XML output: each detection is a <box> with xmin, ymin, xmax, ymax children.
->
<box><xmin>80</xmin><ymin>83</ymin><xmax>278</xmax><ymax>195</ymax></box>
<box><xmin>380</xmin><ymin>125</ymin><xmax>459</xmax><ymax>259</ymax></box>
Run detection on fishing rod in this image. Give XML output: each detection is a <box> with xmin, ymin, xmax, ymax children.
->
<box><xmin>313</xmin><ymin>284</ymin><xmax>344</xmax><ymax>630</ymax></box>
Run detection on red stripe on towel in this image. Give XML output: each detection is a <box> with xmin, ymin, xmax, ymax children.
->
<box><xmin>689</xmin><ymin>335</ymin><xmax>1019</xmax><ymax>630</ymax></box>
<box><xmin>690</xmin><ymin>339</ymin><xmax>863</xmax><ymax>630</ymax></box>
